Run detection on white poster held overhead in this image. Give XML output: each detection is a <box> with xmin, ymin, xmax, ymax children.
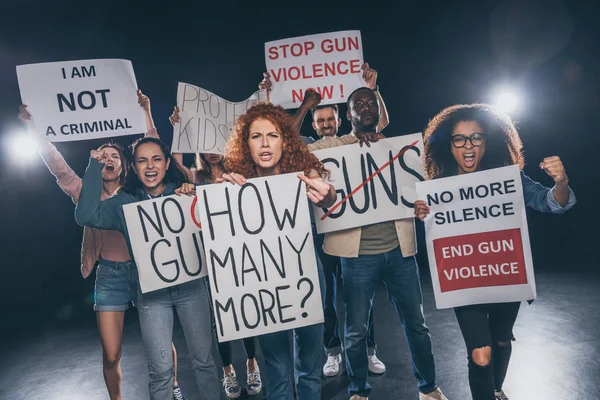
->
<box><xmin>265</xmin><ymin>30</ymin><xmax>364</xmax><ymax>109</ymax></box>
<box><xmin>172</xmin><ymin>83</ymin><xmax>268</xmax><ymax>154</ymax></box>
<box><xmin>123</xmin><ymin>194</ymin><xmax>208</xmax><ymax>294</ymax></box>
<box><xmin>197</xmin><ymin>173</ymin><xmax>324</xmax><ymax>342</ymax></box>
<box><xmin>16</xmin><ymin>59</ymin><xmax>146</xmax><ymax>142</ymax></box>
<box><xmin>415</xmin><ymin>165</ymin><xmax>536</xmax><ymax>309</ymax></box>
<box><xmin>311</xmin><ymin>134</ymin><xmax>424</xmax><ymax>234</ymax></box>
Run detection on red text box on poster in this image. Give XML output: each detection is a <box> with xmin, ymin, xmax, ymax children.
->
<box><xmin>433</xmin><ymin>228</ymin><xmax>527</xmax><ymax>292</ymax></box>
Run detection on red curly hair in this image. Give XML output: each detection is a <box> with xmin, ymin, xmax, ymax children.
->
<box><xmin>225</xmin><ymin>102</ymin><xmax>329</xmax><ymax>178</ymax></box>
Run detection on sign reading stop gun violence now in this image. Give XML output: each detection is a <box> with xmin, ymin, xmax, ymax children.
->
<box><xmin>311</xmin><ymin>134</ymin><xmax>424</xmax><ymax>234</ymax></box>
<box><xmin>172</xmin><ymin>83</ymin><xmax>268</xmax><ymax>154</ymax></box>
<box><xmin>416</xmin><ymin>165</ymin><xmax>536</xmax><ymax>309</ymax></box>
<box><xmin>265</xmin><ymin>30</ymin><xmax>364</xmax><ymax>109</ymax></box>
<box><xmin>16</xmin><ymin>59</ymin><xmax>146</xmax><ymax>142</ymax></box>
<box><xmin>123</xmin><ymin>194</ymin><xmax>208</xmax><ymax>294</ymax></box>
<box><xmin>197</xmin><ymin>173</ymin><xmax>324</xmax><ymax>342</ymax></box>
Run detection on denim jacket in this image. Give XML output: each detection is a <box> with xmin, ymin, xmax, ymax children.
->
<box><xmin>520</xmin><ymin>171</ymin><xmax>576</xmax><ymax>213</ymax></box>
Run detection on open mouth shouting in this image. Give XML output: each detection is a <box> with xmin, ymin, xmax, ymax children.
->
<box><xmin>259</xmin><ymin>151</ymin><xmax>273</xmax><ymax>162</ymax></box>
<box><xmin>463</xmin><ymin>152</ymin><xmax>476</xmax><ymax>168</ymax></box>
<box><xmin>144</xmin><ymin>170</ymin><xmax>159</xmax><ymax>184</ymax></box>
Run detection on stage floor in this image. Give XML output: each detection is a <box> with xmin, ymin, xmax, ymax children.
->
<box><xmin>1</xmin><ymin>270</ymin><xmax>598</xmax><ymax>400</ymax></box>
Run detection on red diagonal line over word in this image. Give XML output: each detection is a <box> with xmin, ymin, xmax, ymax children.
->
<box><xmin>321</xmin><ymin>140</ymin><xmax>419</xmax><ymax>220</ymax></box>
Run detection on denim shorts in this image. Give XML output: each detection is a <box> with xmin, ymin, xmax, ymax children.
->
<box><xmin>94</xmin><ymin>259</ymin><xmax>139</xmax><ymax>312</ymax></box>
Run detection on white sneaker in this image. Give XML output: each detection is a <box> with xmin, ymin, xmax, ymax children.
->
<box><xmin>419</xmin><ymin>387</ymin><xmax>449</xmax><ymax>400</ymax></box>
<box><xmin>495</xmin><ymin>390</ymin><xmax>510</xmax><ymax>400</ymax></box>
<box><xmin>323</xmin><ymin>354</ymin><xmax>342</xmax><ymax>377</ymax></box>
<box><xmin>367</xmin><ymin>355</ymin><xmax>386</xmax><ymax>374</ymax></box>
<box><xmin>222</xmin><ymin>372</ymin><xmax>241</xmax><ymax>399</ymax></box>
<box><xmin>349</xmin><ymin>396</ymin><xmax>368</xmax><ymax>400</ymax></box>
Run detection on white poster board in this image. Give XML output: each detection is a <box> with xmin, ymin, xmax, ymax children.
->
<box><xmin>197</xmin><ymin>173</ymin><xmax>324</xmax><ymax>342</ymax></box>
<box><xmin>415</xmin><ymin>165</ymin><xmax>536</xmax><ymax>309</ymax></box>
<box><xmin>123</xmin><ymin>194</ymin><xmax>208</xmax><ymax>294</ymax></box>
<box><xmin>311</xmin><ymin>134</ymin><xmax>424</xmax><ymax>234</ymax></box>
<box><xmin>16</xmin><ymin>59</ymin><xmax>145</xmax><ymax>141</ymax></box>
<box><xmin>265</xmin><ymin>30</ymin><xmax>364</xmax><ymax>109</ymax></box>
<box><xmin>172</xmin><ymin>83</ymin><xmax>267</xmax><ymax>154</ymax></box>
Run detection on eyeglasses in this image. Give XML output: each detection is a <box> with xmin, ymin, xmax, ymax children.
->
<box><xmin>451</xmin><ymin>133</ymin><xmax>486</xmax><ymax>148</ymax></box>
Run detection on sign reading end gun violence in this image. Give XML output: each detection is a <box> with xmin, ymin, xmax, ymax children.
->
<box><xmin>123</xmin><ymin>194</ymin><xmax>208</xmax><ymax>294</ymax></box>
<box><xmin>16</xmin><ymin>59</ymin><xmax>146</xmax><ymax>142</ymax></box>
<box><xmin>197</xmin><ymin>173</ymin><xmax>324</xmax><ymax>342</ymax></box>
<box><xmin>311</xmin><ymin>134</ymin><xmax>424</xmax><ymax>234</ymax></box>
<box><xmin>416</xmin><ymin>165</ymin><xmax>536</xmax><ymax>309</ymax></box>
<box><xmin>265</xmin><ymin>30</ymin><xmax>364</xmax><ymax>109</ymax></box>
<box><xmin>172</xmin><ymin>83</ymin><xmax>267</xmax><ymax>154</ymax></box>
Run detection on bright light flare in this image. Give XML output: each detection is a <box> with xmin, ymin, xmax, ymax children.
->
<box><xmin>6</xmin><ymin>132</ymin><xmax>39</xmax><ymax>160</ymax></box>
<box><xmin>492</xmin><ymin>87</ymin><xmax>522</xmax><ymax>114</ymax></box>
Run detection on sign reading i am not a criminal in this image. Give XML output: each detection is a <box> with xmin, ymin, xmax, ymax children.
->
<box><xmin>415</xmin><ymin>165</ymin><xmax>536</xmax><ymax>309</ymax></box>
<box><xmin>16</xmin><ymin>59</ymin><xmax>146</xmax><ymax>142</ymax></box>
<box><xmin>123</xmin><ymin>194</ymin><xmax>208</xmax><ymax>294</ymax></box>
<box><xmin>172</xmin><ymin>83</ymin><xmax>268</xmax><ymax>155</ymax></box>
<box><xmin>265</xmin><ymin>30</ymin><xmax>364</xmax><ymax>109</ymax></box>
<box><xmin>197</xmin><ymin>173</ymin><xmax>324</xmax><ymax>342</ymax></box>
<box><xmin>311</xmin><ymin>134</ymin><xmax>424</xmax><ymax>234</ymax></box>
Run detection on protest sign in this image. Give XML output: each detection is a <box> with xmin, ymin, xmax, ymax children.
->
<box><xmin>312</xmin><ymin>134</ymin><xmax>424</xmax><ymax>234</ymax></box>
<box><xmin>265</xmin><ymin>30</ymin><xmax>364</xmax><ymax>109</ymax></box>
<box><xmin>197</xmin><ymin>173</ymin><xmax>323</xmax><ymax>342</ymax></box>
<box><xmin>16</xmin><ymin>59</ymin><xmax>145</xmax><ymax>141</ymax></box>
<box><xmin>123</xmin><ymin>194</ymin><xmax>207</xmax><ymax>293</ymax></box>
<box><xmin>172</xmin><ymin>83</ymin><xmax>267</xmax><ymax>154</ymax></box>
<box><xmin>416</xmin><ymin>165</ymin><xmax>536</xmax><ymax>309</ymax></box>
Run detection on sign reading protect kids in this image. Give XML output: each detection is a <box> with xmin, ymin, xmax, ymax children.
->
<box><xmin>265</xmin><ymin>31</ymin><xmax>364</xmax><ymax>109</ymax></box>
<box><xmin>16</xmin><ymin>59</ymin><xmax>146</xmax><ymax>142</ymax></box>
<box><xmin>415</xmin><ymin>165</ymin><xmax>536</xmax><ymax>309</ymax></box>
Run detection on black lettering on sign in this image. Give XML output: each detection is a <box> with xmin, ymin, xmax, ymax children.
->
<box><xmin>398</xmin><ymin>145</ymin><xmax>424</xmax><ymax>208</ymax></box>
<box><xmin>238</xmin><ymin>183</ymin><xmax>265</xmax><ymax>235</ymax></box>
<box><xmin>367</xmin><ymin>150</ymin><xmax>398</xmax><ymax>208</ymax></box>
<box><xmin>150</xmin><ymin>239</ymin><xmax>180</xmax><ymax>283</ymax></box>
<box><xmin>203</xmin><ymin>187</ymin><xmax>235</xmax><ymax>241</ymax></box>
<box><xmin>215</xmin><ymin>298</ymin><xmax>240</xmax><ymax>337</ymax></box>
<box><xmin>210</xmin><ymin>247</ymin><xmax>237</xmax><ymax>293</ymax></box>
<box><xmin>265</xmin><ymin>179</ymin><xmax>302</xmax><ymax>231</ymax></box>
<box><xmin>56</xmin><ymin>89</ymin><xmax>110</xmax><ymax>112</ymax></box>
<box><xmin>138</xmin><ymin>202</ymin><xmax>164</xmax><ymax>243</ymax></box>
<box><xmin>320</xmin><ymin>157</ymin><xmax>346</xmax><ymax>218</ymax></box>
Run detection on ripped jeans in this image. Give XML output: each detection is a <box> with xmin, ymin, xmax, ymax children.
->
<box><xmin>137</xmin><ymin>278</ymin><xmax>220</xmax><ymax>400</ymax></box>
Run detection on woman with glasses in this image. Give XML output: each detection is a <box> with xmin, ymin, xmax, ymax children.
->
<box><xmin>414</xmin><ymin>104</ymin><xmax>576</xmax><ymax>400</ymax></box>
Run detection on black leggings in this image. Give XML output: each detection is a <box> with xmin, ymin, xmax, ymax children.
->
<box><xmin>454</xmin><ymin>302</ymin><xmax>520</xmax><ymax>400</ymax></box>
<box><xmin>218</xmin><ymin>337</ymin><xmax>257</xmax><ymax>367</ymax></box>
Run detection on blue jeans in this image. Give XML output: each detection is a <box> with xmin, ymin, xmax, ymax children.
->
<box><xmin>317</xmin><ymin>242</ymin><xmax>377</xmax><ymax>356</ymax></box>
<box><xmin>257</xmin><ymin>242</ymin><xmax>326</xmax><ymax>400</ymax></box>
<box><xmin>341</xmin><ymin>247</ymin><xmax>436</xmax><ymax>397</ymax></box>
<box><xmin>137</xmin><ymin>278</ymin><xmax>220</xmax><ymax>400</ymax></box>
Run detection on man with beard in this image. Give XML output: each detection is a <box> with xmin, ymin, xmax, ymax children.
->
<box><xmin>305</xmin><ymin>88</ymin><xmax>449</xmax><ymax>400</ymax></box>
<box><xmin>284</xmin><ymin>65</ymin><xmax>389</xmax><ymax>379</ymax></box>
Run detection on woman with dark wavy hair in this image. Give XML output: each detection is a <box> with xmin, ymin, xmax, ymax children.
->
<box><xmin>221</xmin><ymin>102</ymin><xmax>335</xmax><ymax>400</ymax></box>
<box><xmin>415</xmin><ymin>104</ymin><xmax>576</xmax><ymax>400</ymax></box>
<box><xmin>18</xmin><ymin>91</ymin><xmax>189</xmax><ymax>400</ymax></box>
<box><xmin>76</xmin><ymin>135</ymin><xmax>221</xmax><ymax>400</ymax></box>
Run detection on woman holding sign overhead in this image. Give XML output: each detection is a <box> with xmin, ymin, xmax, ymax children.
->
<box><xmin>75</xmin><ymin>135</ymin><xmax>221</xmax><ymax>400</ymax></box>
<box><xmin>18</xmin><ymin>91</ymin><xmax>187</xmax><ymax>400</ymax></box>
<box><xmin>414</xmin><ymin>104</ymin><xmax>576</xmax><ymax>400</ymax></box>
<box><xmin>220</xmin><ymin>102</ymin><xmax>336</xmax><ymax>400</ymax></box>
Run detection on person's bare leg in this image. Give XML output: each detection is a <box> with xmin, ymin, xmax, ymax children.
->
<box><xmin>172</xmin><ymin>343</ymin><xmax>179</xmax><ymax>387</ymax></box>
<box><xmin>97</xmin><ymin>311</ymin><xmax>126</xmax><ymax>400</ymax></box>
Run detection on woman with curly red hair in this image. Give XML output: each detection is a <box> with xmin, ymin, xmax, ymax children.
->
<box><xmin>414</xmin><ymin>104</ymin><xmax>576</xmax><ymax>400</ymax></box>
<box><xmin>221</xmin><ymin>102</ymin><xmax>336</xmax><ymax>400</ymax></box>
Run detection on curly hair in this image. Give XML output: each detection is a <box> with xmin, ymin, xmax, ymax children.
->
<box><xmin>225</xmin><ymin>102</ymin><xmax>329</xmax><ymax>178</ymax></box>
<box><xmin>423</xmin><ymin>104</ymin><xmax>524</xmax><ymax>179</ymax></box>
